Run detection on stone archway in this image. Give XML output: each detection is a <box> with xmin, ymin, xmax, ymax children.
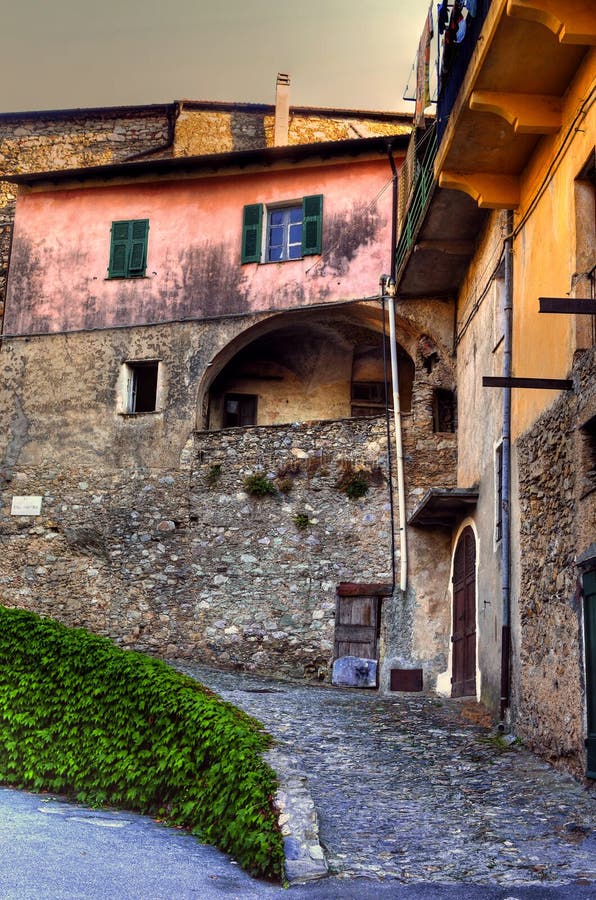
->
<box><xmin>197</xmin><ymin>309</ymin><xmax>415</xmax><ymax>431</ymax></box>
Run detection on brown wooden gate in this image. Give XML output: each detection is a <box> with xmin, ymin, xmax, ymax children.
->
<box><xmin>333</xmin><ymin>583</ymin><xmax>390</xmax><ymax>661</ymax></box>
<box><xmin>451</xmin><ymin>527</ymin><xmax>477</xmax><ymax>697</ymax></box>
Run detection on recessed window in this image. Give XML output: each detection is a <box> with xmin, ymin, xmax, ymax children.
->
<box><xmin>493</xmin><ymin>259</ymin><xmax>506</xmax><ymax>351</ymax></box>
<box><xmin>580</xmin><ymin>414</ymin><xmax>596</xmax><ymax>498</ymax></box>
<box><xmin>223</xmin><ymin>393</ymin><xmax>257</xmax><ymax>428</ymax></box>
<box><xmin>433</xmin><ymin>388</ymin><xmax>456</xmax><ymax>433</ymax></box>
<box><xmin>125</xmin><ymin>361</ymin><xmax>159</xmax><ymax>413</ymax></box>
<box><xmin>351</xmin><ymin>381</ymin><xmax>391</xmax><ymax>417</ymax></box>
<box><xmin>108</xmin><ymin>219</ymin><xmax>149</xmax><ymax>279</ymax></box>
<box><xmin>241</xmin><ymin>195</ymin><xmax>322</xmax><ymax>263</ymax></box>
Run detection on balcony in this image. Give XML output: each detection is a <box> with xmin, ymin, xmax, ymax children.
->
<box><xmin>395</xmin><ymin>124</ymin><xmax>438</xmax><ymax>278</ymax></box>
<box><xmin>436</xmin><ymin>0</ymin><xmax>493</xmax><ymax>143</ymax></box>
<box><xmin>395</xmin><ymin>0</ymin><xmax>595</xmax><ymax>299</ymax></box>
<box><xmin>435</xmin><ymin>0</ymin><xmax>595</xmax><ymax>208</ymax></box>
<box><xmin>395</xmin><ymin>124</ymin><xmax>487</xmax><ymax>299</ymax></box>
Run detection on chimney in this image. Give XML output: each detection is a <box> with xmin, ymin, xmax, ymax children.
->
<box><xmin>274</xmin><ymin>73</ymin><xmax>290</xmax><ymax>146</ymax></box>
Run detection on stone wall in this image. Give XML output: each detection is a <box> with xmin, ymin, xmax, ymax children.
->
<box><xmin>174</xmin><ymin>104</ymin><xmax>411</xmax><ymax>156</ymax></box>
<box><xmin>515</xmin><ymin>347</ymin><xmax>596</xmax><ymax>778</ymax></box>
<box><xmin>0</xmin><ymin>410</ymin><xmax>456</xmax><ymax>683</ymax></box>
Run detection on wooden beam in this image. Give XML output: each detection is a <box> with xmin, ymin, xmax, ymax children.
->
<box><xmin>438</xmin><ymin>171</ymin><xmax>520</xmax><ymax>209</ymax></box>
<box><xmin>483</xmin><ymin>376</ymin><xmax>573</xmax><ymax>390</ymax></box>
<box><xmin>540</xmin><ymin>297</ymin><xmax>596</xmax><ymax>314</ymax></box>
<box><xmin>470</xmin><ymin>90</ymin><xmax>562</xmax><ymax>134</ymax></box>
<box><xmin>507</xmin><ymin>0</ymin><xmax>596</xmax><ymax>45</ymax></box>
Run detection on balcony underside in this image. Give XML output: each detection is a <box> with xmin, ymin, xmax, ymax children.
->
<box><xmin>434</xmin><ymin>0</ymin><xmax>593</xmax><ymax>208</ymax></box>
<box><xmin>397</xmin><ymin>186</ymin><xmax>488</xmax><ymax>299</ymax></box>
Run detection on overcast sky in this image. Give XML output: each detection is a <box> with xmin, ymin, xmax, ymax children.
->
<box><xmin>1</xmin><ymin>0</ymin><xmax>428</xmax><ymax>114</ymax></box>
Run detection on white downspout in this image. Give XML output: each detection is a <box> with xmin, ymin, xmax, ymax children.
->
<box><xmin>382</xmin><ymin>276</ymin><xmax>407</xmax><ymax>593</ymax></box>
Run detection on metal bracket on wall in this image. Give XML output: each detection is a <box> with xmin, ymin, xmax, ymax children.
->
<box><xmin>482</xmin><ymin>376</ymin><xmax>574</xmax><ymax>391</ymax></box>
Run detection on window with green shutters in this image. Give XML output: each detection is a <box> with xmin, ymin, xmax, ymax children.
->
<box><xmin>108</xmin><ymin>219</ymin><xmax>149</xmax><ymax>278</ymax></box>
<box><xmin>301</xmin><ymin>194</ymin><xmax>323</xmax><ymax>256</ymax></box>
<box><xmin>241</xmin><ymin>204</ymin><xmax>263</xmax><ymax>264</ymax></box>
<box><xmin>241</xmin><ymin>195</ymin><xmax>323</xmax><ymax>263</ymax></box>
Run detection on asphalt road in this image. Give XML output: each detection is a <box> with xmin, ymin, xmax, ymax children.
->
<box><xmin>1</xmin><ymin>788</ymin><xmax>594</xmax><ymax>900</ymax></box>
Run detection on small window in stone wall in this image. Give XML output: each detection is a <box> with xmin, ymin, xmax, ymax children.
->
<box><xmin>580</xmin><ymin>414</ymin><xmax>596</xmax><ymax>498</ymax></box>
<box><xmin>124</xmin><ymin>361</ymin><xmax>160</xmax><ymax>413</ymax></box>
<box><xmin>433</xmin><ymin>388</ymin><xmax>456</xmax><ymax>433</ymax></box>
<box><xmin>223</xmin><ymin>394</ymin><xmax>257</xmax><ymax>428</ymax></box>
<box><xmin>351</xmin><ymin>381</ymin><xmax>391</xmax><ymax>418</ymax></box>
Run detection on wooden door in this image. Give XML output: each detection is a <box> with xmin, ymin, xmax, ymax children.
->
<box><xmin>334</xmin><ymin>595</ymin><xmax>379</xmax><ymax>660</ymax></box>
<box><xmin>452</xmin><ymin>526</ymin><xmax>477</xmax><ymax>697</ymax></box>
<box><xmin>583</xmin><ymin>569</ymin><xmax>596</xmax><ymax>778</ymax></box>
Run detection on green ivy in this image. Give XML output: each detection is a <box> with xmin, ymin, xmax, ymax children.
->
<box><xmin>0</xmin><ymin>606</ymin><xmax>284</xmax><ymax>881</ymax></box>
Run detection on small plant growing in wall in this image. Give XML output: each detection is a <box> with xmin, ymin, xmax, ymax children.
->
<box><xmin>336</xmin><ymin>460</ymin><xmax>370</xmax><ymax>500</ymax></box>
<box><xmin>244</xmin><ymin>473</ymin><xmax>277</xmax><ymax>497</ymax></box>
<box><xmin>274</xmin><ymin>459</ymin><xmax>302</xmax><ymax>494</ymax></box>
<box><xmin>293</xmin><ymin>513</ymin><xmax>310</xmax><ymax>530</ymax></box>
<box><xmin>276</xmin><ymin>476</ymin><xmax>294</xmax><ymax>494</ymax></box>
<box><xmin>206</xmin><ymin>464</ymin><xmax>222</xmax><ymax>487</ymax></box>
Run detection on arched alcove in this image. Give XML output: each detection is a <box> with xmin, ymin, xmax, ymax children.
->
<box><xmin>202</xmin><ymin>311</ymin><xmax>415</xmax><ymax>430</ymax></box>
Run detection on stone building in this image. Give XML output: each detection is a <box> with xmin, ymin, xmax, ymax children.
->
<box><xmin>0</xmin><ymin>88</ymin><xmax>463</xmax><ymax>692</ymax></box>
<box><xmin>396</xmin><ymin>0</ymin><xmax>595</xmax><ymax>779</ymax></box>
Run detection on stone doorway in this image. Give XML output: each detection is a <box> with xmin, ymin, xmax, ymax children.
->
<box><xmin>451</xmin><ymin>526</ymin><xmax>477</xmax><ymax>697</ymax></box>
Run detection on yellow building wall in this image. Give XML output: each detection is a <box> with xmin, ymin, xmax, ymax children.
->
<box><xmin>511</xmin><ymin>49</ymin><xmax>595</xmax><ymax>440</ymax></box>
<box><xmin>455</xmin><ymin>211</ymin><xmax>507</xmax><ymax>487</ymax></box>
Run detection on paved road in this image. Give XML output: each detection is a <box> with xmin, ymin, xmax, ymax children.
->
<box><xmin>177</xmin><ymin>665</ymin><xmax>595</xmax><ymax>887</ymax></box>
<box><xmin>0</xmin><ymin>665</ymin><xmax>594</xmax><ymax>899</ymax></box>
<box><xmin>0</xmin><ymin>788</ymin><xmax>594</xmax><ymax>900</ymax></box>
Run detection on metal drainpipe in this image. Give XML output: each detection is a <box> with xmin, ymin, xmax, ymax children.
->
<box><xmin>500</xmin><ymin>209</ymin><xmax>514</xmax><ymax>723</ymax></box>
<box><xmin>385</xmin><ymin>142</ymin><xmax>408</xmax><ymax>594</ymax></box>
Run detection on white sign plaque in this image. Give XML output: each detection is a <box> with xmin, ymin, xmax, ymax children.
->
<box><xmin>11</xmin><ymin>495</ymin><xmax>43</xmax><ymax>516</ymax></box>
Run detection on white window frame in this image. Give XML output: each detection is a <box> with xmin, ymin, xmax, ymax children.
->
<box><xmin>118</xmin><ymin>359</ymin><xmax>162</xmax><ymax>415</ymax></box>
<box><xmin>265</xmin><ymin>202</ymin><xmax>303</xmax><ymax>263</ymax></box>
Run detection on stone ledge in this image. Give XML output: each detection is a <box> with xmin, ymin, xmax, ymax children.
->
<box><xmin>264</xmin><ymin>747</ymin><xmax>328</xmax><ymax>883</ymax></box>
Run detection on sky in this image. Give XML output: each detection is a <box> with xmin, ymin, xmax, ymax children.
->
<box><xmin>1</xmin><ymin>0</ymin><xmax>428</xmax><ymax>114</ymax></box>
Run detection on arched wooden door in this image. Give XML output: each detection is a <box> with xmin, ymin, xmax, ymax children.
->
<box><xmin>452</xmin><ymin>526</ymin><xmax>477</xmax><ymax>697</ymax></box>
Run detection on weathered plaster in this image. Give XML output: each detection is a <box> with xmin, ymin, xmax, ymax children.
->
<box><xmin>5</xmin><ymin>160</ymin><xmax>394</xmax><ymax>335</ymax></box>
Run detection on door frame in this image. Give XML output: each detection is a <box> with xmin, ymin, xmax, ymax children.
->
<box><xmin>582</xmin><ymin>565</ymin><xmax>596</xmax><ymax>778</ymax></box>
<box><xmin>449</xmin><ymin>520</ymin><xmax>479</xmax><ymax>699</ymax></box>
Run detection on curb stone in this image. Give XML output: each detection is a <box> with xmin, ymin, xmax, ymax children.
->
<box><xmin>265</xmin><ymin>747</ymin><xmax>328</xmax><ymax>883</ymax></box>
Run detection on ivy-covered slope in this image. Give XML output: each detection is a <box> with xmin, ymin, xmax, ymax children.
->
<box><xmin>0</xmin><ymin>606</ymin><xmax>284</xmax><ymax>880</ymax></box>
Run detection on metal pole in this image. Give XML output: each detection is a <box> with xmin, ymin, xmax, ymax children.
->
<box><xmin>500</xmin><ymin>209</ymin><xmax>514</xmax><ymax>722</ymax></box>
<box><xmin>387</xmin><ymin>288</ymin><xmax>408</xmax><ymax>593</ymax></box>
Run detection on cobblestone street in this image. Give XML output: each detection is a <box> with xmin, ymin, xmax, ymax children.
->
<box><xmin>176</xmin><ymin>664</ymin><xmax>595</xmax><ymax>888</ymax></box>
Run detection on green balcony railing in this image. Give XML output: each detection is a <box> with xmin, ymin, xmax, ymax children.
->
<box><xmin>395</xmin><ymin>124</ymin><xmax>438</xmax><ymax>278</ymax></box>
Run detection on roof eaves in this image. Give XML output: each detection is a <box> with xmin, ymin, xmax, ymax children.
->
<box><xmin>0</xmin><ymin>102</ymin><xmax>176</xmax><ymax>122</ymax></box>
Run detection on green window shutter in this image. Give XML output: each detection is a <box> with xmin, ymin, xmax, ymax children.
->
<box><xmin>129</xmin><ymin>219</ymin><xmax>149</xmax><ymax>275</ymax></box>
<box><xmin>109</xmin><ymin>221</ymin><xmax>131</xmax><ymax>278</ymax></box>
<box><xmin>302</xmin><ymin>194</ymin><xmax>323</xmax><ymax>256</ymax></box>
<box><xmin>241</xmin><ymin>204</ymin><xmax>263</xmax><ymax>263</ymax></box>
<box><xmin>108</xmin><ymin>219</ymin><xmax>149</xmax><ymax>277</ymax></box>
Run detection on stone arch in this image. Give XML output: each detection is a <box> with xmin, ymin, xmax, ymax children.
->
<box><xmin>195</xmin><ymin>306</ymin><xmax>418</xmax><ymax>431</ymax></box>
